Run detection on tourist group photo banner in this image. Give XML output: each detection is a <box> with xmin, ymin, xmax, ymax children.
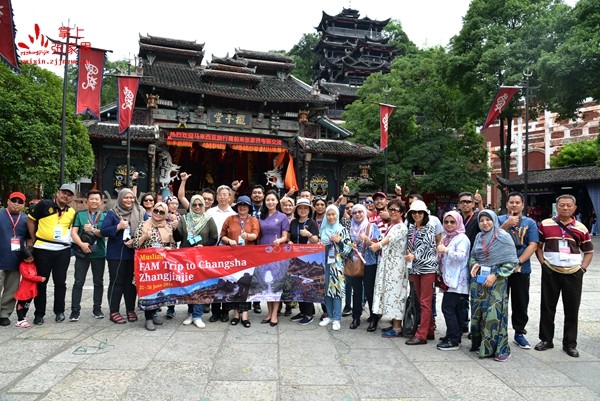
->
<box><xmin>134</xmin><ymin>244</ymin><xmax>326</xmax><ymax>309</ymax></box>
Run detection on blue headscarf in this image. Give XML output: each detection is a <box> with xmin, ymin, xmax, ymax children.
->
<box><xmin>472</xmin><ymin>209</ymin><xmax>518</xmax><ymax>266</ymax></box>
<box><xmin>319</xmin><ymin>205</ymin><xmax>343</xmax><ymax>245</ymax></box>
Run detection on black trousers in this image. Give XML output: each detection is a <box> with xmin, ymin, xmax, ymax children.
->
<box><xmin>508</xmin><ymin>271</ymin><xmax>530</xmax><ymax>334</ymax></box>
<box><xmin>299</xmin><ymin>302</ymin><xmax>315</xmax><ymax>316</ymax></box>
<box><xmin>539</xmin><ymin>264</ymin><xmax>583</xmax><ymax>348</ymax></box>
<box><xmin>72</xmin><ymin>257</ymin><xmax>105</xmax><ymax>313</ymax></box>
<box><xmin>441</xmin><ymin>292</ymin><xmax>467</xmax><ymax>343</ymax></box>
<box><xmin>33</xmin><ymin>248</ymin><xmax>71</xmax><ymax>317</ymax></box>
<box><xmin>351</xmin><ymin>264</ymin><xmax>377</xmax><ymax>320</ymax></box>
<box><xmin>107</xmin><ymin>259</ymin><xmax>137</xmax><ymax>314</ymax></box>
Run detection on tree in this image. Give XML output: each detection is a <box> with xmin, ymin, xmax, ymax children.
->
<box><xmin>382</xmin><ymin>19</ymin><xmax>418</xmax><ymax>56</ymax></box>
<box><xmin>343</xmin><ymin>48</ymin><xmax>489</xmax><ymax>195</ymax></box>
<box><xmin>550</xmin><ymin>139</ymin><xmax>598</xmax><ymax>167</ymax></box>
<box><xmin>0</xmin><ymin>63</ymin><xmax>94</xmax><ymax>199</ymax></box>
<box><xmin>287</xmin><ymin>33</ymin><xmax>319</xmax><ymax>84</ymax></box>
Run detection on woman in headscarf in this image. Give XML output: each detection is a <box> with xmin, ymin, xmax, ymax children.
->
<box><xmin>101</xmin><ymin>188</ymin><xmax>147</xmax><ymax>325</ymax></box>
<box><xmin>436</xmin><ymin>211</ymin><xmax>470</xmax><ymax>351</ymax></box>
<box><xmin>347</xmin><ymin>204</ymin><xmax>381</xmax><ymax>330</ymax></box>
<box><xmin>173</xmin><ymin>195</ymin><xmax>218</xmax><ymax>328</ymax></box>
<box><xmin>469</xmin><ymin>210</ymin><xmax>518</xmax><ymax>362</ymax></box>
<box><xmin>133</xmin><ymin>201</ymin><xmax>176</xmax><ymax>331</ymax></box>
<box><xmin>164</xmin><ymin>196</ymin><xmax>181</xmax><ymax>230</ymax></box>
<box><xmin>318</xmin><ymin>205</ymin><xmax>352</xmax><ymax>331</ymax></box>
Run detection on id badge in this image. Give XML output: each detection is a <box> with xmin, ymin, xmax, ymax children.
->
<box><xmin>53</xmin><ymin>226</ymin><xmax>62</xmax><ymax>239</ymax></box>
<box><xmin>559</xmin><ymin>240</ymin><xmax>571</xmax><ymax>261</ymax></box>
<box><xmin>238</xmin><ymin>236</ymin><xmax>245</xmax><ymax>246</ymax></box>
<box><xmin>327</xmin><ymin>247</ymin><xmax>335</xmax><ymax>264</ymax></box>
<box><xmin>10</xmin><ymin>238</ymin><xmax>20</xmax><ymax>251</ymax></box>
<box><xmin>123</xmin><ymin>227</ymin><xmax>131</xmax><ymax>241</ymax></box>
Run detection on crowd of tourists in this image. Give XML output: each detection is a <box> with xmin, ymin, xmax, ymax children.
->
<box><xmin>0</xmin><ymin>176</ymin><xmax>593</xmax><ymax>361</ymax></box>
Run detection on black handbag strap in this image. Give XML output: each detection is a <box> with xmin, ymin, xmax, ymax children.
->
<box><xmin>553</xmin><ymin>218</ymin><xmax>580</xmax><ymax>247</ymax></box>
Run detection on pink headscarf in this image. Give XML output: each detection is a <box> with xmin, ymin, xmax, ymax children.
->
<box><xmin>350</xmin><ymin>204</ymin><xmax>369</xmax><ymax>242</ymax></box>
<box><xmin>442</xmin><ymin>210</ymin><xmax>465</xmax><ymax>246</ymax></box>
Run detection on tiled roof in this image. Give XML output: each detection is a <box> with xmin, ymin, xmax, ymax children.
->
<box><xmin>496</xmin><ymin>165</ymin><xmax>600</xmax><ymax>187</ymax></box>
<box><xmin>139</xmin><ymin>34</ymin><xmax>204</xmax><ymax>52</ymax></box>
<box><xmin>235</xmin><ymin>49</ymin><xmax>293</xmax><ymax>64</ymax></box>
<box><xmin>202</xmin><ymin>69</ymin><xmax>263</xmax><ymax>83</ymax></box>
<box><xmin>140</xmin><ymin>62</ymin><xmax>333</xmax><ymax>105</ymax></box>
<box><xmin>295</xmin><ymin>136</ymin><xmax>379</xmax><ymax>158</ymax></box>
<box><xmin>320</xmin><ymin>82</ymin><xmax>359</xmax><ymax>97</ymax></box>
<box><xmin>86</xmin><ymin>122</ymin><xmax>159</xmax><ymax>141</ymax></box>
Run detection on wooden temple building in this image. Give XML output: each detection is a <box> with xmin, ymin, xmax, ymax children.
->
<box><xmin>86</xmin><ymin>34</ymin><xmax>379</xmax><ymax>199</ymax></box>
<box><xmin>312</xmin><ymin>8</ymin><xmax>399</xmax><ymax>120</ymax></box>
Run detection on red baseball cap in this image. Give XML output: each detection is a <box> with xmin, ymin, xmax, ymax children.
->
<box><xmin>372</xmin><ymin>191</ymin><xmax>387</xmax><ymax>199</ymax></box>
<box><xmin>9</xmin><ymin>192</ymin><xmax>26</xmax><ymax>201</ymax></box>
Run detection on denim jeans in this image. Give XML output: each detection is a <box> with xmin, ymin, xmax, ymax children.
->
<box><xmin>192</xmin><ymin>304</ymin><xmax>204</xmax><ymax>319</ymax></box>
<box><xmin>324</xmin><ymin>296</ymin><xmax>342</xmax><ymax>321</ymax></box>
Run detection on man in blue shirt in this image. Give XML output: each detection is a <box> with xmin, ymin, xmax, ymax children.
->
<box><xmin>498</xmin><ymin>191</ymin><xmax>539</xmax><ymax>350</ymax></box>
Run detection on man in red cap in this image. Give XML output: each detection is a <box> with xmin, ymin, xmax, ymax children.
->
<box><xmin>0</xmin><ymin>192</ymin><xmax>29</xmax><ymax>326</ymax></box>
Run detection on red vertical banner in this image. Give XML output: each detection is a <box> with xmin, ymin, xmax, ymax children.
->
<box><xmin>483</xmin><ymin>86</ymin><xmax>521</xmax><ymax>129</ymax></box>
<box><xmin>0</xmin><ymin>0</ymin><xmax>20</xmax><ymax>71</ymax></box>
<box><xmin>117</xmin><ymin>76</ymin><xmax>140</xmax><ymax>134</ymax></box>
<box><xmin>76</xmin><ymin>47</ymin><xmax>105</xmax><ymax>119</ymax></box>
<box><xmin>379</xmin><ymin>103</ymin><xmax>396</xmax><ymax>150</ymax></box>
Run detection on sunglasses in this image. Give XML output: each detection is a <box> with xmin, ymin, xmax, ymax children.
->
<box><xmin>365</xmin><ymin>200</ymin><xmax>373</xmax><ymax>204</ymax></box>
<box><xmin>388</xmin><ymin>208</ymin><xmax>401</xmax><ymax>213</ymax></box>
<box><xmin>443</xmin><ymin>220</ymin><xmax>456</xmax><ymax>225</ymax></box>
<box><xmin>411</xmin><ymin>211</ymin><xmax>425</xmax><ymax>215</ymax></box>
<box><xmin>152</xmin><ymin>209</ymin><xmax>166</xmax><ymax>216</ymax></box>
<box><xmin>9</xmin><ymin>198</ymin><xmax>24</xmax><ymax>204</ymax></box>
<box><xmin>459</xmin><ymin>200</ymin><xmax>473</xmax><ymax>204</ymax></box>
<box><xmin>192</xmin><ymin>203</ymin><xmax>203</xmax><ymax>208</ymax></box>
<box><xmin>352</xmin><ymin>210</ymin><xmax>363</xmax><ymax>215</ymax></box>
<box><xmin>143</xmin><ymin>198</ymin><xmax>154</xmax><ymax>202</ymax></box>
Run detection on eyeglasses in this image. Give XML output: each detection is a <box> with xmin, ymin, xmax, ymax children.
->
<box><xmin>459</xmin><ymin>200</ymin><xmax>473</xmax><ymax>204</ymax></box>
<box><xmin>152</xmin><ymin>209</ymin><xmax>166</xmax><ymax>216</ymax></box>
<box><xmin>192</xmin><ymin>203</ymin><xmax>203</xmax><ymax>208</ymax></box>
<box><xmin>365</xmin><ymin>200</ymin><xmax>373</xmax><ymax>204</ymax></box>
<box><xmin>143</xmin><ymin>198</ymin><xmax>154</xmax><ymax>202</ymax></box>
<box><xmin>388</xmin><ymin>208</ymin><xmax>401</xmax><ymax>213</ymax></box>
<box><xmin>9</xmin><ymin>198</ymin><xmax>24</xmax><ymax>204</ymax></box>
<box><xmin>443</xmin><ymin>220</ymin><xmax>456</xmax><ymax>225</ymax></box>
<box><xmin>411</xmin><ymin>210</ymin><xmax>425</xmax><ymax>215</ymax></box>
<box><xmin>352</xmin><ymin>210</ymin><xmax>363</xmax><ymax>215</ymax></box>
<box><xmin>202</xmin><ymin>197</ymin><xmax>213</xmax><ymax>203</ymax></box>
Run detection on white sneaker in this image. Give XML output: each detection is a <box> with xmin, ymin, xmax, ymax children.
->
<box><xmin>319</xmin><ymin>317</ymin><xmax>332</xmax><ymax>326</ymax></box>
<box><xmin>182</xmin><ymin>314</ymin><xmax>193</xmax><ymax>325</ymax></box>
<box><xmin>332</xmin><ymin>321</ymin><xmax>341</xmax><ymax>331</ymax></box>
<box><xmin>193</xmin><ymin>318</ymin><xmax>206</xmax><ymax>328</ymax></box>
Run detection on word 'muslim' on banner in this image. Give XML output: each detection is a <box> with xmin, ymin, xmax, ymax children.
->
<box><xmin>134</xmin><ymin>244</ymin><xmax>326</xmax><ymax>308</ymax></box>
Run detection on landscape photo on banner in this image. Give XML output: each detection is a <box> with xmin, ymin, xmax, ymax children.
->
<box><xmin>134</xmin><ymin>244</ymin><xmax>326</xmax><ymax>309</ymax></box>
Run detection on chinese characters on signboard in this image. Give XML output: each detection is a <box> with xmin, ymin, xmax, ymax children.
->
<box><xmin>208</xmin><ymin>111</ymin><xmax>251</xmax><ymax>128</ymax></box>
<box><xmin>168</xmin><ymin>131</ymin><xmax>283</xmax><ymax>147</ymax></box>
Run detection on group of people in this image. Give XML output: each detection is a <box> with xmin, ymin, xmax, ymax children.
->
<box><xmin>0</xmin><ymin>179</ymin><xmax>593</xmax><ymax>361</ymax></box>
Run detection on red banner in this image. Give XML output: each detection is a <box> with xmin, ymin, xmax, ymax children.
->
<box><xmin>379</xmin><ymin>103</ymin><xmax>396</xmax><ymax>150</ymax></box>
<box><xmin>134</xmin><ymin>244</ymin><xmax>325</xmax><ymax>309</ymax></box>
<box><xmin>118</xmin><ymin>76</ymin><xmax>140</xmax><ymax>134</ymax></box>
<box><xmin>76</xmin><ymin>47</ymin><xmax>105</xmax><ymax>118</ymax></box>
<box><xmin>0</xmin><ymin>0</ymin><xmax>20</xmax><ymax>71</ymax></box>
<box><xmin>483</xmin><ymin>86</ymin><xmax>521</xmax><ymax>129</ymax></box>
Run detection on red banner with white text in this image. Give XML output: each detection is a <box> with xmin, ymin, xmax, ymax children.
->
<box><xmin>379</xmin><ymin>103</ymin><xmax>396</xmax><ymax>150</ymax></box>
<box><xmin>0</xmin><ymin>0</ymin><xmax>20</xmax><ymax>71</ymax></box>
<box><xmin>117</xmin><ymin>76</ymin><xmax>140</xmax><ymax>134</ymax></box>
<box><xmin>76</xmin><ymin>47</ymin><xmax>105</xmax><ymax>119</ymax></box>
<box><xmin>134</xmin><ymin>244</ymin><xmax>325</xmax><ymax>309</ymax></box>
<box><xmin>483</xmin><ymin>86</ymin><xmax>521</xmax><ymax>129</ymax></box>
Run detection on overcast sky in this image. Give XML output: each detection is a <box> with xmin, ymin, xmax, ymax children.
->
<box><xmin>12</xmin><ymin>0</ymin><xmax>577</xmax><ymax>76</ymax></box>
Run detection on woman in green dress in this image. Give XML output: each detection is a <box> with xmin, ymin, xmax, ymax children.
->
<box><xmin>469</xmin><ymin>210</ymin><xmax>518</xmax><ymax>362</ymax></box>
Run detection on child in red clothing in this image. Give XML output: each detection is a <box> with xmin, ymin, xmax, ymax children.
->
<box><xmin>14</xmin><ymin>247</ymin><xmax>46</xmax><ymax>328</ymax></box>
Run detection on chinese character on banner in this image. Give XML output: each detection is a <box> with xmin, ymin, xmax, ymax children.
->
<box><xmin>483</xmin><ymin>86</ymin><xmax>521</xmax><ymax>129</ymax></box>
<box><xmin>379</xmin><ymin>103</ymin><xmax>396</xmax><ymax>151</ymax></box>
<box><xmin>118</xmin><ymin>76</ymin><xmax>140</xmax><ymax>134</ymax></box>
<box><xmin>76</xmin><ymin>47</ymin><xmax>106</xmax><ymax>119</ymax></box>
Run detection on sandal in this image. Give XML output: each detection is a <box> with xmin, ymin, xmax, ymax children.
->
<box><xmin>126</xmin><ymin>311</ymin><xmax>138</xmax><ymax>322</ymax></box>
<box><xmin>242</xmin><ymin>320</ymin><xmax>251</xmax><ymax>328</ymax></box>
<box><xmin>230</xmin><ymin>317</ymin><xmax>240</xmax><ymax>326</ymax></box>
<box><xmin>110</xmin><ymin>312</ymin><xmax>126</xmax><ymax>324</ymax></box>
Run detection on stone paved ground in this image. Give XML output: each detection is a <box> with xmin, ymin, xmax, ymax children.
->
<box><xmin>1</xmin><ymin>239</ymin><xmax>599</xmax><ymax>401</ymax></box>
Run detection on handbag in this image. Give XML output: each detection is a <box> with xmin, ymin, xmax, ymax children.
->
<box><xmin>403</xmin><ymin>282</ymin><xmax>420</xmax><ymax>337</ymax></box>
<box><xmin>343</xmin><ymin>225</ymin><xmax>370</xmax><ymax>278</ymax></box>
<box><xmin>435</xmin><ymin>273</ymin><xmax>449</xmax><ymax>291</ymax></box>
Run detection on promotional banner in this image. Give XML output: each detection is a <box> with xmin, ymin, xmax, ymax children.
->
<box><xmin>0</xmin><ymin>0</ymin><xmax>20</xmax><ymax>71</ymax></box>
<box><xmin>117</xmin><ymin>75</ymin><xmax>140</xmax><ymax>134</ymax></box>
<box><xmin>482</xmin><ymin>86</ymin><xmax>521</xmax><ymax>129</ymax></box>
<box><xmin>134</xmin><ymin>244</ymin><xmax>325</xmax><ymax>309</ymax></box>
<box><xmin>76</xmin><ymin>47</ymin><xmax>105</xmax><ymax>118</ymax></box>
<box><xmin>379</xmin><ymin>103</ymin><xmax>396</xmax><ymax>150</ymax></box>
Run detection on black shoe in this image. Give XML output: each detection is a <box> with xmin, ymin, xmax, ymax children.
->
<box><xmin>437</xmin><ymin>340</ymin><xmax>460</xmax><ymax>351</ymax></box>
<box><xmin>92</xmin><ymin>308</ymin><xmax>105</xmax><ymax>319</ymax></box>
<box><xmin>270</xmin><ymin>320</ymin><xmax>278</xmax><ymax>327</ymax></box>
<box><xmin>405</xmin><ymin>336</ymin><xmax>427</xmax><ymax>345</ymax></box>
<box><xmin>290</xmin><ymin>313</ymin><xmax>304</xmax><ymax>322</ymax></box>
<box><xmin>534</xmin><ymin>341</ymin><xmax>554</xmax><ymax>351</ymax></box>
<box><xmin>349</xmin><ymin>319</ymin><xmax>360</xmax><ymax>329</ymax></box>
<box><xmin>0</xmin><ymin>317</ymin><xmax>10</xmax><ymax>326</ymax></box>
<box><xmin>563</xmin><ymin>346</ymin><xmax>579</xmax><ymax>357</ymax></box>
<box><xmin>209</xmin><ymin>314</ymin><xmax>220</xmax><ymax>323</ymax></box>
<box><xmin>284</xmin><ymin>307</ymin><xmax>292</xmax><ymax>317</ymax></box>
<box><xmin>69</xmin><ymin>312</ymin><xmax>80</xmax><ymax>322</ymax></box>
<box><xmin>253</xmin><ymin>303</ymin><xmax>262</xmax><ymax>314</ymax></box>
<box><xmin>367</xmin><ymin>320</ymin><xmax>378</xmax><ymax>332</ymax></box>
<box><xmin>33</xmin><ymin>316</ymin><xmax>44</xmax><ymax>325</ymax></box>
<box><xmin>220</xmin><ymin>313</ymin><xmax>229</xmax><ymax>322</ymax></box>
<box><xmin>55</xmin><ymin>313</ymin><xmax>65</xmax><ymax>323</ymax></box>
<box><xmin>260</xmin><ymin>318</ymin><xmax>271</xmax><ymax>324</ymax></box>
<box><xmin>342</xmin><ymin>306</ymin><xmax>352</xmax><ymax>317</ymax></box>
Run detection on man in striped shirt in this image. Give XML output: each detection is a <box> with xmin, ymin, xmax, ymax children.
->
<box><xmin>535</xmin><ymin>194</ymin><xmax>593</xmax><ymax>358</ymax></box>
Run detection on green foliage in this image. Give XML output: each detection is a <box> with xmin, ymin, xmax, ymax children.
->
<box><xmin>287</xmin><ymin>33</ymin><xmax>320</xmax><ymax>84</ymax></box>
<box><xmin>550</xmin><ymin>139</ymin><xmax>598</xmax><ymax>167</ymax></box>
<box><xmin>0</xmin><ymin>63</ymin><xmax>94</xmax><ymax>198</ymax></box>
<box><xmin>382</xmin><ymin>20</ymin><xmax>418</xmax><ymax>55</ymax></box>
